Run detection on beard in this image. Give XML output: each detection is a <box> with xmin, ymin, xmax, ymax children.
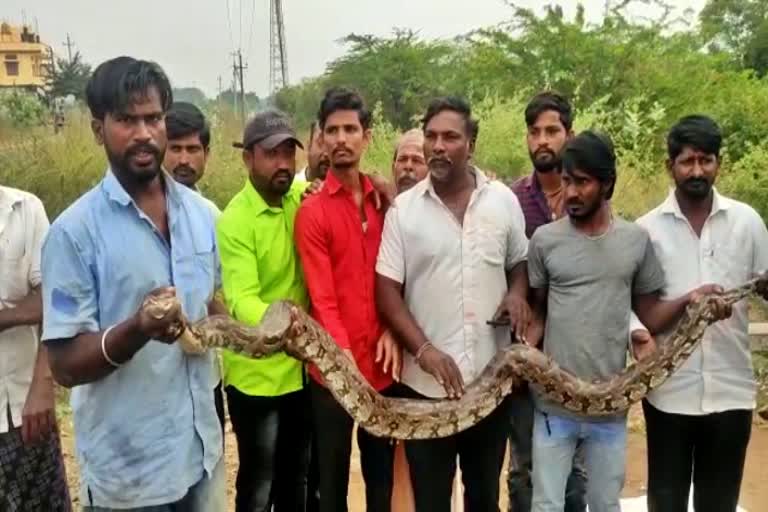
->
<box><xmin>330</xmin><ymin>147</ymin><xmax>357</xmax><ymax>171</ymax></box>
<box><xmin>677</xmin><ymin>177</ymin><xmax>713</xmax><ymax>200</ymax></box>
<box><xmin>565</xmin><ymin>196</ymin><xmax>602</xmax><ymax>220</ymax></box>
<box><xmin>107</xmin><ymin>142</ymin><xmax>163</xmax><ymax>183</ymax></box>
<box><xmin>428</xmin><ymin>156</ymin><xmax>454</xmax><ymax>182</ymax></box>
<box><xmin>529</xmin><ymin>148</ymin><xmax>562</xmax><ymax>173</ymax></box>
<box><xmin>270</xmin><ymin>169</ymin><xmax>294</xmax><ymax>195</ymax></box>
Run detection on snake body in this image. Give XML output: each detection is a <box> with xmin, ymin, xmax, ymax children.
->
<box><xmin>149</xmin><ymin>276</ymin><xmax>766</xmax><ymax>439</ymax></box>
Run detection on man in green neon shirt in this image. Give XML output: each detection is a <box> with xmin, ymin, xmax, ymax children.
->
<box><xmin>217</xmin><ymin>109</ymin><xmax>310</xmax><ymax>512</ymax></box>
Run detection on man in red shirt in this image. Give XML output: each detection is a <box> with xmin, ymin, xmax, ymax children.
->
<box><xmin>295</xmin><ymin>87</ymin><xmax>396</xmax><ymax>512</ymax></box>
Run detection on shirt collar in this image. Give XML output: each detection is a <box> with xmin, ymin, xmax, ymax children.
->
<box><xmin>242</xmin><ymin>178</ymin><xmax>272</xmax><ymax>216</ymax></box>
<box><xmin>324</xmin><ymin>169</ymin><xmax>375</xmax><ymax>198</ymax></box>
<box><xmin>660</xmin><ymin>186</ymin><xmax>730</xmax><ymax>219</ymax></box>
<box><xmin>241</xmin><ymin>178</ymin><xmax>303</xmax><ymax>216</ymax></box>
<box><xmin>0</xmin><ymin>186</ymin><xmax>24</xmax><ymax>210</ymax></box>
<box><xmin>420</xmin><ymin>166</ymin><xmax>489</xmax><ymax>197</ymax></box>
<box><xmin>102</xmin><ymin>167</ymin><xmax>182</xmax><ymax>208</ymax></box>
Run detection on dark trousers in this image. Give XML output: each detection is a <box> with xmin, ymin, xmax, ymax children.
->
<box><xmin>507</xmin><ymin>388</ymin><xmax>587</xmax><ymax>512</ymax></box>
<box><xmin>396</xmin><ymin>383</ymin><xmax>508</xmax><ymax>512</ymax></box>
<box><xmin>306</xmin><ymin>426</ymin><xmax>320</xmax><ymax>512</ymax></box>
<box><xmin>309</xmin><ymin>379</ymin><xmax>394</xmax><ymax>512</ymax></box>
<box><xmin>643</xmin><ymin>399</ymin><xmax>752</xmax><ymax>512</ymax></box>
<box><xmin>226</xmin><ymin>386</ymin><xmax>312</xmax><ymax>512</ymax></box>
<box><xmin>214</xmin><ymin>381</ymin><xmax>225</xmax><ymax>436</ymax></box>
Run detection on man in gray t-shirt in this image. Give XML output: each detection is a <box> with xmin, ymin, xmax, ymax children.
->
<box><xmin>526</xmin><ymin>131</ymin><xmax>728</xmax><ymax>512</ymax></box>
<box><xmin>528</xmin><ymin>217</ymin><xmax>665</xmax><ymax>421</ymax></box>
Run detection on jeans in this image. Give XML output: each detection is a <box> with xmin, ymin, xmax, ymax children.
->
<box><xmin>397</xmin><ymin>383</ymin><xmax>509</xmax><ymax>512</ymax></box>
<box><xmin>531</xmin><ymin>410</ymin><xmax>626</xmax><ymax>512</ymax></box>
<box><xmin>642</xmin><ymin>400</ymin><xmax>752</xmax><ymax>512</ymax></box>
<box><xmin>507</xmin><ymin>390</ymin><xmax>587</xmax><ymax>512</ymax></box>
<box><xmin>226</xmin><ymin>386</ymin><xmax>312</xmax><ymax>512</ymax></box>
<box><xmin>309</xmin><ymin>380</ymin><xmax>395</xmax><ymax>512</ymax></box>
<box><xmin>82</xmin><ymin>454</ymin><xmax>227</xmax><ymax>512</ymax></box>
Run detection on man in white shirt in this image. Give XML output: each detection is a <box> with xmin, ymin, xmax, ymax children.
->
<box><xmin>631</xmin><ymin>115</ymin><xmax>768</xmax><ymax>512</ymax></box>
<box><xmin>0</xmin><ymin>186</ymin><xmax>70</xmax><ymax>511</ymax></box>
<box><xmin>376</xmin><ymin>96</ymin><xmax>530</xmax><ymax>511</ymax></box>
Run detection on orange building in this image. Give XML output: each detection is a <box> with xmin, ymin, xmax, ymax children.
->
<box><xmin>0</xmin><ymin>22</ymin><xmax>52</xmax><ymax>90</ymax></box>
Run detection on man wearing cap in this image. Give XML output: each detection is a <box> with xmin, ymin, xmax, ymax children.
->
<box><xmin>217</xmin><ymin>109</ymin><xmax>313</xmax><ymax>512</ymax></box>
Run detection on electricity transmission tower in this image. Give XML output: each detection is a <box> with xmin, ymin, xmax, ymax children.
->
<box><xmin>269</xmin><ymin>0</ymin><xmax>288</xmax><ymax>94</ymax></box>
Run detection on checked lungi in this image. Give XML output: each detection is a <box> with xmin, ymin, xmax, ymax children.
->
<box><xmin>0</xmin><ymin>416</ymin><xmax>71</xmax><ymax>512</ymax></box>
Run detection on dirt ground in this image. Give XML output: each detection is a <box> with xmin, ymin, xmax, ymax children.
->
<box><xmin>59</xmin><ymin>404</ymin><xmax>768</xmax><ymax>511</ymax></box>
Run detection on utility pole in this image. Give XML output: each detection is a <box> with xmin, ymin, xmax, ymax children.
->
<box><xmin>231</xmin><ymin>52</ymin><xmax>239</xmax><ymax>118</ymax></box>
<box><xmin>63</xmin><ymin>33</ymin><xmax>75</xmax><ymax>63</ymax></box>
<box><xmin>237</xmin><ymin>50</ymin><xmax>246</xmax><ymax>125</ymax></box>
<box><xmin>231</xmin><ymin>50</ymin><xmax>247</xmax><ymax>126</ymax></box>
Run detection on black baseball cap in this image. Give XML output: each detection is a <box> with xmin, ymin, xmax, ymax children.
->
<box><xmin>233</xmin><ymin>110</ymin><xmax>304</xmax><ymax>150</ymax></box>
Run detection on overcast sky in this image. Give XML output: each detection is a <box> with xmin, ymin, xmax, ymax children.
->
<box><xmin>4</xmin><ymin>0</ymin><xmax>707</xmax><ymax>98</ymax></box>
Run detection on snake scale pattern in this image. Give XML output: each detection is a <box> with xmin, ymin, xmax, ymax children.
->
<box><xmin>149</xmin><ymin>276</ymin><xmax>767</xmax><ymax>439</ymax></box>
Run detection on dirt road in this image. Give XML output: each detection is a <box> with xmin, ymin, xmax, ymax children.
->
<box><xmin>60</xmin><ymin>413</ymin><xmax>768</xmax><ymax>511</ymax></box>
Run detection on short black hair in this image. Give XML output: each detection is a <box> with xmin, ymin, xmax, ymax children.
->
<box><xmin>421</xmin><ymin>96</ymin><xmax>477</xmax><ymax>139</ymax></box>
<box><xmin>667</xmin><ymin>115</ymin><xmax>722</xmax><ymax>161</ymax></box>
<box><xmin>563</xmin><ymin>130</ymin><xmax>617</xmax><ymax>199</ymax></box>
<box><xmin>86</xmin><ymin>56</ymin><xmax>173</xmax><ymax>120</ymax></box>
<box><xmin>317</xmin><ymin>87</ymin><xmax>371</xmax><ymax>130</ymax></box>
<box><xmin>525</xmin><ymin>91</ymin><xmax>573</xmax><ymax>131</ymax></box>
<box><xmin>166</xmin><ymin>101</ymin><xmax>210</xmax><ymax>149</ymax></box>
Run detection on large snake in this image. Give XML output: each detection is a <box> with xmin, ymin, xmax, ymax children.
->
<box><xmin>150</xmin><ymin>276</ymin><xmax>767</xmax><ymax>439</ymax></box>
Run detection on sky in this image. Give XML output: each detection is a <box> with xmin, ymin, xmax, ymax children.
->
<box><xmin>3</xmin><ymin>0</ymin><xmax>707</xmax><ymax>98</ymax></box>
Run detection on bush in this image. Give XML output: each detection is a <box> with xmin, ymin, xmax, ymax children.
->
<box><xmin>0</xmin><ymin>90</ymin><xmax>47</xmax><ymax>128</ymax></box>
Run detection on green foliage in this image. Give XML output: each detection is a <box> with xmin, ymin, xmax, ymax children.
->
<box><xmin>719</xmin><ymin>142</ymin><xmax>768</xmax><ymax>222</ymax></box>
<box><xmin>3</xmin><ymin>1</ymin><xmax>768</xmax><ymax>225</ymax></box>
<box><xmin>700</xmin><ymin>0</ymin><xmax>768</xmax><ymax>75</ymax></box>
<box><xmin>47</xmin><ymin>52</ymin><xmax>92</xmax><ymax>100</ymax></box>
<box><xmin>172</xmin><ymin>87</ymin><xmax>207</xmax><ymax>107</ymax></box>
<box><xmin>0</xmin><ymin>90</ymin><xmax>47</xmax><ymax>127</ymax></box>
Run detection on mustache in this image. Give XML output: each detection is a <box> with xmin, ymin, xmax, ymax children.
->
<box><xmin>428</xmin><ymin>156</ymin><xmax>452</xmax><ymax>166</ymax></box>
<box><xmin>332</xmin><ymin>147</ymin><xmax>351</xmax><ymax>156</ymax></box>
<box><xmin>126</xmin><ymin>142</ymin><xmax>160</xmax><ymax>159</ymax></box>
<box><xmin>272</xmin><ymin>169</ymin><xmax>292</xmax><ymax>180</ymax></box>
<box><xmin>684</xmin><ymin>177</ymin><xmax>709</xmax><ymax>186</ymax></box>
<box><xmin>534</xmin><ymin>148</ymin><xmax>555</xmax><ymax>158</ymax></box>
<box><xmin>172</xmin><ymin>164</ymin><xmax>195</xmax><ymax>174</ymax></box>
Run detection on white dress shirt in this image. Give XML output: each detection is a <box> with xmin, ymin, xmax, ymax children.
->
<box><xmin>0</xmin><ymin>186</ymin><xmax>49</xmax><ymax>433</ymax></box>
<box><xmin>376</xmin><ymin>169</ymin><xmax>528</xmax><ymax>398</ymax></box>
<box><xmin>631</xmin><ymin>189</ymin><xmax>768</xmax><ymax>415</ymax></box>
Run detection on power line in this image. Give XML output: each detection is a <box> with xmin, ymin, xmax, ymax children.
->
<box><xmin>224</xmin><ymin>0</ymin><xmax>235</xmax><ymax>52</ymax></box>
<box><xmin>238</xmin><ymin>0</ymin><xmax>243</xmax><ymax>54</ymax></box>
<box><xmin>245</xmin><ymin>0</ymin><xmax>257</xmax><ymax>64</ymax></box>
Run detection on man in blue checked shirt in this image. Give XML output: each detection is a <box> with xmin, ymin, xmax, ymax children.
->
<box><xmin>40</xmin><ymin>56</ymin><xmax>226</xmax><ymax>511</ymax></box>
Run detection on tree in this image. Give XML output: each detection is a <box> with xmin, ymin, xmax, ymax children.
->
<box><xmin>47</xmin><ymin>52</ymin><xmax>92</xmax><ymax>100</ymax></box>
<box><xmin>324</xmin><ymin>29</ymin><xmax>454</xmax><ymax>129</ymax></box>
<box><xmin>172</xmin><ymin>87</ymin><xmax>207</xmax><ymax>106</ymax></box>
<box><xmin>700</xmin><ymin>0</ymin><xmax>768</xmax><ymax>75</ymax></box>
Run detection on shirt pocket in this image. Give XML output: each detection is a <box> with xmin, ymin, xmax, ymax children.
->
<box><xmin>475</xmin><ymin>223</ymin><xmax>506</xmax><ymax>267</ymax></box>
<box><xmin>175</xmin><ymin>235</ymin><xmax>216</xmax><ymax>304</ymax></box>
<box><xmin>0</xmin><ymin>235</ymin><xmax>28</xmax><ymax>301</ymax></box>
<box><xmin>708</xmin><ymin>240</ymin><xmax>751</xmax><ymax>286</ymax></box>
